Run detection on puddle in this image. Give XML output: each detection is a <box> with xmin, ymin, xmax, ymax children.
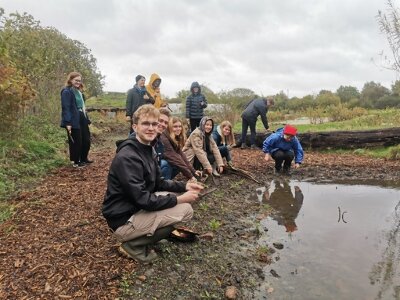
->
<box><xmin>253</xmin><ymin>180</ymin><xmax>400</xmax><ymax>300</ymax></box>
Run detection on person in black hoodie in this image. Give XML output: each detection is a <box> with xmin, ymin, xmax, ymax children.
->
<box><xmin>185</xmin><ymin>81</ymin><xmax>208</xmax><ymax>133</ymax></box>
<box><xmin>103</xmin><ymin>104</ymin><xmax>203</xmax><ymax>263</ymax></box>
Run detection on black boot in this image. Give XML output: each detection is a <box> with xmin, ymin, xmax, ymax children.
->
<box><xmin>282</xmin><ymin>166</ymin><xmax>291</xmax><ymax>176</ymax></box>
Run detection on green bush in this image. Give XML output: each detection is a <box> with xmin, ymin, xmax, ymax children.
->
<box><xmin>388</xmin><ymin>145</ymin><xmax>400</xmax><ymax>160</ymax></box>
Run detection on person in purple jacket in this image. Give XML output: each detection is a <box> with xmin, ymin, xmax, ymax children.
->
<box><xmin>262</xmin><ymin>124</ymin><xmax>304</xmax><ymax>175</ymax></box>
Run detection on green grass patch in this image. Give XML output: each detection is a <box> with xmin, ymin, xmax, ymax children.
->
<box><xmin>0</xmin><ymin>203</ymin><xmax>14</xmax><ymax>223</ymax></box>
<box><xmin>233</xmin><ymin>108</ymin><xmax>400</xmax><ymax>133</ymax></box>
<box><xmin>320</xmin><ymin>145</ymin><xmax>400</xmax><ymax>160</ymax></box>
<box><xmin>85</xmin><ymin>91</ymin><xmax>126</xmax><ymax>109</ymax></box>
<box><xmin>0</xmin><ymin>115</ymin><xmax>68</xmax><ymax>206</ymax></box>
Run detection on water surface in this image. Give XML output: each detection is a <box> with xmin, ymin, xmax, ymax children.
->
<box><xmin>254</xmin><ymin>180</ymin><xmax>400</xmax><ymax>300</ymax></box>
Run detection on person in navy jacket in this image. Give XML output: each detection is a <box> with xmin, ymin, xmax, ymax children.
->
<box><xmin>60</xmin><ymin>72</ymin><xmax>92</xmax><ymax>167</ymax></box>
<box><xmin>262</xmin><ymin>125</ymin><xmax>304</xmax><ymax>175</ymax></box>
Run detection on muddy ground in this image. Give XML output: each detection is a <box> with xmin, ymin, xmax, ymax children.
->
<box><xmin>1</xmin><ymin>128</ymin><xmax>400</xmax><ymax>299</ymax></box>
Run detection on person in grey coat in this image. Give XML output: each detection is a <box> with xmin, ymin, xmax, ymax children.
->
<box><xmin>185</xmin><ymin>81</ymin><xmax>208</xmax><ymax>133</ymax></box>
<box><xmin>241</xmin><ymin>97</ymin><xmax>274</xmax><ymax>149</ymax></box>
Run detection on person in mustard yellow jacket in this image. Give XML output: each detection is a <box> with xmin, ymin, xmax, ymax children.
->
<box><xmin>146</xmin><ymin>73</ymin><xmax>166</xmax><ymax>108</ymax></box>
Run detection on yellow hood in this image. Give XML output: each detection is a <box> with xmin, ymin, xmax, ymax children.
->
<box><xmin>146</xmin><ymin>73</ymin><xmax>165</xmax><ymax>108</ymax></box>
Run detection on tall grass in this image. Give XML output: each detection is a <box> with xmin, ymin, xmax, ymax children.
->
<box><xmin>0</xmin><ymin>116</ymin><xmax>67</xmax><ymax>203</ymax></box>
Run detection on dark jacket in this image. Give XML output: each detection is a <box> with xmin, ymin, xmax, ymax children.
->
<box><xmin>160</xmin><ymin>132</ymin><xmax>197</xmax><ymax>179</ymax></box>
<box><xmin>125</xmin><ymin>85</ymin><xmax>154</xmax><ymax>117</ymax></box>
<box><xmin>241</xmin><ymin>98</ymin><xmax>270</xmax><ymax>129</ymax></box>
<box><xmin>60</xmin><ymin>87</ymin><xmax>80</xmax><ymax>129</ymax></box>
<box><xmin>102</xmin><ymin>137</ymin><xmax>186</xmax><ymax>231</ymax></box>
<box><xmin>185</xmin><ymin>82</ymin><xmax>207</xmax><ymax>119</ymax></box>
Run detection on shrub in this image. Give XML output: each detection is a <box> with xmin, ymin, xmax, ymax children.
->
<box><xmin>388</xmin><ymin>145</ymin><xmax>400</xmax><ymax>160</ymax></box>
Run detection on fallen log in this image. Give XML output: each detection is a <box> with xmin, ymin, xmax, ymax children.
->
<box><xmin>225</xmin><ymin>166</ymin><xmax>261</xmax><ymax>184</ymax></box>
<box><xmin>235</xmin><ymin>127</ymin><xmax>400</xmax><ymax>150</ymax></box>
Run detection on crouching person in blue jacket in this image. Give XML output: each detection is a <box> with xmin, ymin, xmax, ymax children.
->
<box><xmin>262</xmin><ymin>125</ymin><xmax>304</xmax><ymax>175</ymax></box>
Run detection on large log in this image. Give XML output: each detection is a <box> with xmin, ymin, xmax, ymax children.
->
<box><xmin>235</xmin><ymin>127</ymin><xmax>400</xmax><ymax>149</ymax></box>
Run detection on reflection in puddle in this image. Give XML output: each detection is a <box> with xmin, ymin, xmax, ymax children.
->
<box><xmin>252</xmin><ymin>181</ymin><xmax>400</xmax><ymax>300</ymax></box>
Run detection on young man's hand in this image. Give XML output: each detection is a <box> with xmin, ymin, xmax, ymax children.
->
<box><xmin>264</xmin><ymin>153</ymin><xmax>271</xmax><ymax>162</ymax></box>
<box><xmin>294</xmin><ymin>163</ymin><xmax>300</xmax><ymax>169</ymax></box>
<box><xmin>186</xmin><ymin>182</ymin><xmax>204</xmax><ymax>192</ymax></box>
<box><xmin>177</xmin><ymin>190</ymin><xmax>200</xmax><ymax>204</ymax></box>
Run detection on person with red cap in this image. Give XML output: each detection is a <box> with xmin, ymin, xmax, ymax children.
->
<box><xmin>262</xmin><ymin>124</ymin><xmax>304</xmax><ymax>175</ymax></box>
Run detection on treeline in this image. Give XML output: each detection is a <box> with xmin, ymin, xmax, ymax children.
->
<box><xmin>0</xmin><ymin>9</ymin><xmax>103</xmax><ymax>138</ymax></box>
<box><xmin>171</xmin><ymin>81</ymin><xmax>400</xmax><ymax>112</ymax></box>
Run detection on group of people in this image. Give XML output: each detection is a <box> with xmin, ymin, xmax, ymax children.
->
<box><xmin>60</xmin><ymin>71</ymin><xmax>305</xmax><ymax>263</ymax></box>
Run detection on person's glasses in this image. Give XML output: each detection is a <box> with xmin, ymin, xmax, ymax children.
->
<box><xmin>140</xmin><ymin>121</ymin><xmax>159</xmax><ymax>128</ymax></box>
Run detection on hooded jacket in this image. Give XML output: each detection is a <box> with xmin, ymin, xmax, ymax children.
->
<box><xmin>185</xmin><ymin>82</ymin><xmax>207</xmax><ymax>119</ymax></box>
<box><xmin>182</xmin><ymin>117</ymin><xmax>224</xmax><ymax>170</ymax></box>
<box><xmin>262</xmin><ymin>128</ymin><xmax>304</xmax><ymax>164</ymax></box>
<box><xmin>102</xmin><ymin>137</ymin><xmax>186</xmax><ymax>231</ymax></box>
<box><xmin>146</xmin><ymin>73</ymin><xmax>165</xmax><ymax>108</ymax></box>
<box><xmin>241</xmin><ymin>98</ymin><xmax>270</xmax><ymax>129</ymax></box>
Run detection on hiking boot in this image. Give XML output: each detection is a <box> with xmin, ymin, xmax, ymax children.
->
<box><xmin>241</xmin><ymin>143</ymin><xmax>247</xmax><ymax>149</ymax></box>
<box><xmin>119</xmin><ymin>243</ymin><xmax>158</xmax><ymax>263</ymax></box>
<box><xmin>126</xmin><ymin>226</ymin><xmax>175</xmax><ymax>247</ymax></box>
<box><xmin>282</xmin><ymin>167</ymin><xmax>291</xmax><ymax>176</ymax></box>
<box><xmin>274</xmin><ymin>168</ymin><xmax>282</xmax><ymax>175</ymax></box>
<box><xmin>250</xmin><ymin>144</ymin><xmax>261</xmax><ymax>150</ymax></box>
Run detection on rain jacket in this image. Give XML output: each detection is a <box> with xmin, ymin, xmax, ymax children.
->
<box><xmin>102</xmin><ymin>137</ymin><xmax>186</xmax><ymax>231</ymax></box>
<box><xmin>125</xmin><ymin>84</ymin><xmax>154</xmax><ymax>117</ymax></box>
<box><xmin>185</xmin><ymin>82</ymin><xmax>207</xmax><ymax>119</ymax></box>
<box><xmin>241</xmin><ymin>98</ymin><xmax>270</xmax><ymax>129</ymax></box>
<box><xmin>262</xmin><ymin>128</ymin><xmax>304</xmax><ymax>164</ymax></box>
<box><xmin>146</xmin><ymin>73</ymin><xmax>166</xmax><ymax>108</ymax></box>
<box><xmin>183</xmin><ymin>117</ymin><xmax>224</xmax><ymax>170</ymax></box>
<box><xmin>160</xmin><ymin>131</ymin><xmax>197</xmax><ymax>179</ymax></box>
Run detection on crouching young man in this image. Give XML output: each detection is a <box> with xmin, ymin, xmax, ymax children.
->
<box><xmin>262</xmin><ymin>124</ymin><xmax>304</xmax><ymax>175</ymax></box>
<box><xmin>102</xmin><ymin>105</ymin><xmax>203</xmax><ymax>263</ymax></box>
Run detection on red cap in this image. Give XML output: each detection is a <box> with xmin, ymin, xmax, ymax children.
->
<box><xmin>283</xmin><ymin>125</ymin><xmax>297</xmax><ymax>136</ymax></box>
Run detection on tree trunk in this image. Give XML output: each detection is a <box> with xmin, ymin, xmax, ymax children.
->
<box><xmin>235</xmin><ymin>127</ymin><xmax>400</xmax><ymax>149</ymax></box>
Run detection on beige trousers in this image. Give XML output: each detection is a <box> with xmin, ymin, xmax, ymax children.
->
<box><xmin>113</xmin><ymin>203</ymin><xmax>193</xmax><ymax>242</ymax></box>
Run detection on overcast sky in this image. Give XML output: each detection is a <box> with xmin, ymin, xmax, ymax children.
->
<box><xmin>1</xmin><ymin>0</ymin><xmax>397</xmax><ymax>98</ymax></box>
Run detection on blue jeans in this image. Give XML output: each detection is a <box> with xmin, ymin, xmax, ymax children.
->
<box><xmin>241</xmin><ymin>117</ymin><xmax>256</xmax><ymax>145</ymax></box>
<box><xmin>218</xmin><ymin>145</ymin><xmax>231</xmax><ymax>162</ymax></box>
<box><xmin>161</xmin><ymin>159</ymin><xmax>179</xmax><ymax>180</ymax></box>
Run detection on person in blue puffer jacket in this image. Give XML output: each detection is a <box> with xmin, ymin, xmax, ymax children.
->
<box><xmin>262</xmin><ymin>124</ymin><xmax>304</xmax><ymax>175</ymax></box>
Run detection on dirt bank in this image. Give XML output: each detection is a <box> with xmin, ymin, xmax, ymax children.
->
<box><xmin>1</xmin><ymin>133</ymin><xmax>399</xmax><ymax>299</ymax></box>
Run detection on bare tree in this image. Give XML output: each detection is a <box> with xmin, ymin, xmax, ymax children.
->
<box><xmin>377</xmin><ymin>0</ymin><xmax>400</xmax><ymax>72</ymax></box>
